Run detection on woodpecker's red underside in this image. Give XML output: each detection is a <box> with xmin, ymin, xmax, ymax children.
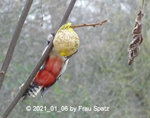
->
<box><xmin>33</xmin><ymin>56</ymin><xmax>63</xmax><ymax>87</ymax></box>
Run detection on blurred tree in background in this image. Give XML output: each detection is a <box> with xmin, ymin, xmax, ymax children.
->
<box><xmin>0</xmin><ymin>0</ymin><xmax>150</xmax><ymax>118</ymax></box>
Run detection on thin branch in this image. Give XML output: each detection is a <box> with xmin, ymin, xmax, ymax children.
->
<box><xmin>2</xmin><ymin>42</ymin><xmax>53</xmax><ymax>118</ymax></box>
<box><xmin>2</xmin><ymin>0</ymin><xmax>77</xmax><ymax>118</ymax></box>
<box><xmin>71</xmin><ymin>20</ymin><xmax>107</xmax><ymax>29</ymax></box>
<box><xmin>59</xmin><ymin>0</ymin><xmax>77</xmax><ymax>29</ymax></box>
<box><xmin>0</xmin><ymin>0</ymin><xmax>33</xmax><ymax>90</ymax></box>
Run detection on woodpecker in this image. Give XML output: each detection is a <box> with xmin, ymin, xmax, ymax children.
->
<box><xmin>21</xmin><ymin>23</ymin><xmax>79</xmax><ymax>100</ymax></box>
<box><xmin>21</xmin><ymin>34</ymin><xmax>70</xmax><ymax>99</ymax></box>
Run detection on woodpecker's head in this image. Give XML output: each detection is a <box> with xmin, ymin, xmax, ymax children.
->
<box><xmin>47</xmin><ymin>33</ymin><xmax>55</xmax><ymax>44</ymax></box>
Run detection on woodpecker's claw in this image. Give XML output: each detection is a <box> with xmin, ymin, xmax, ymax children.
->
<box><xmin>66</xmin><ymin>50</ymin><xmax>78</xmax><ymax>59</ymax></box>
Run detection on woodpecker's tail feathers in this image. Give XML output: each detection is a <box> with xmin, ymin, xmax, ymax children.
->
<box><xmin>20</xmin><ymin>82</ymin><xmax>42</xmax><ymax>101</ymax></box>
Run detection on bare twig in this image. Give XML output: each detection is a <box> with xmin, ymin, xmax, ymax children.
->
<box><xmin>0</xmin><ymin>0</ymin><xmax>33</xmax><ymax>90</ymax></box>
<box><xmin>59</xmin><ymin>0</ymin><xmax>77</xmax><ymax>28</ymax></box>
<box><xmin>2</xmin><ymin>42</ymin><xmax>53</xmax><ymax>118</ymax></box>
<box><xmin>71</xmin><ymin>20</ymin><xmax>107</xmax><ymax>29</ymax></box>
<box><xmin>2</xmin><ymin>0</ymin><xmax>77</xmax><ymax>118</ymax></box>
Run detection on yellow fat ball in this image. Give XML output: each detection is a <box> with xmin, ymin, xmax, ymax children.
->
<box><xmin>53</xmin><ymin>23</ymin><xmax>79</xmax><ymax>57</ymax></box>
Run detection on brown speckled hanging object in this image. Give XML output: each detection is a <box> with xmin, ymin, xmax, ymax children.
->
<box><xmin>128</xmin><ymin>10</ymin><xmax>144</xmax><ymax>65</ymax></box>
